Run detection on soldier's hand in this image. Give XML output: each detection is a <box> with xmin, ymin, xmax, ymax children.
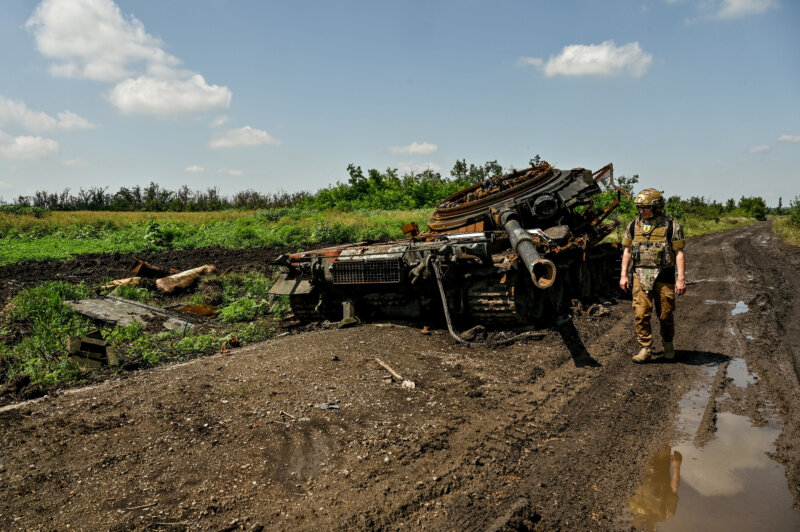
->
<box><xmin>619</xmin><ymin>275</ymin><xmax>631</xmax><ymax>292</ymax></box>
<box><xmin>675</xmin><ymin>278</ymin><xmax>686</xmax><ymax>296</ymax></box>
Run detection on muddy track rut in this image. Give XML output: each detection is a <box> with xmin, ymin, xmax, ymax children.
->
<box><xmin>1</xmin><ymin>222</ymin><xmax>799</xmax><ymax>530</ymax></box>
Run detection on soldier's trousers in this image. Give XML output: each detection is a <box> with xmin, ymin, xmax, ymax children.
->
<box><xmin>632</xmin><ymin>274</ymin><xmax>676</xmax><ymax>348</ymax></box>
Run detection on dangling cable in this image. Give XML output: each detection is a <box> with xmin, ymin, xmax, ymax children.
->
<box><xmin>432</xmin><ymin>261</ymin><xmax>471</xmax><ymax>344</ymax></box>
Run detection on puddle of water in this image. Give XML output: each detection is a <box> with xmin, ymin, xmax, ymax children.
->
<box><xmin>628</xmin><ymin>377</ymin><xmax>798</xmax><ymax>531</ymax></box>
<box><xmin>731</xmin><ymin>301</ymin><xmax>749</xmax><ymax>316</ymax></box>
<box><xmin>726</xmin><ymin>358</ymin><xmax>757</xmax><ymax>387</ymax></box>
<box><xmin>702</xmin><ymin>299</ymin><xmax>750</xmax><ymax>317</ymax></box>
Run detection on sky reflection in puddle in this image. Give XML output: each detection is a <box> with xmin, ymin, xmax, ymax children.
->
<box><xmin>628</xmin><ymin>368</ymin><xmax>798</xmax><ymax>530</ymax></box>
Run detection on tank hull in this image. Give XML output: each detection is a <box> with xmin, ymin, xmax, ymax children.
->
<box><xmin>270</xmin><ymin>161</ymin><xmax>626</xmax><ymax>329</ymax></box>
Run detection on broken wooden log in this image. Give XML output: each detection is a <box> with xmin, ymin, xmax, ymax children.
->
<box><xmin>374</xmin><ymin>357</ymin><xmax>415</xmax><ymax>388</ymax></box>
<box><xmin>101</xmin><ymin>277</ymin><xmax>144</xmax><ymax>289</ymax></box>
<box><xmin>155</xmin><ymin>265</ymin><xmax>217</xmax><ymax>294</ymax></box>
<box><xmin>129</xmin><ymin>259</ymin><xmax>171</xmax><ymax>278</ymax></box>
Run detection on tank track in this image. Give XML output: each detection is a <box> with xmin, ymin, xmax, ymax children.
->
<box><xmin>466</xmin><ymin>279</ymin><xmax>523</xmax><ymax>328</ymax></box>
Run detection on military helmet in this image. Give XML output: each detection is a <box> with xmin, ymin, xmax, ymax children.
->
<box><xmin>634</xmin><ymin>188</ymin><xmax>665</xmax><ymax>210</ymax></box>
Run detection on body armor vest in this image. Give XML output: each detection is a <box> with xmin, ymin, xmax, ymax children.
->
<box><xmin>630</xmin><ymin>216</ymin><xmax>675</xmax><ymax>292</ymax></box>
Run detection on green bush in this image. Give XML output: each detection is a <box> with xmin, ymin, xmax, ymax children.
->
<box><xmin>0</xmin><ymin>205</ymin><xmax>49</xmax><ymax>217</ymax></box>
<box><xmin>311</xmin><ymin>221</ymin><xmax>358</xmax><ymax>243</ymax></box>
<box><xmin>112</xmin><ymin>284</ymin><xmax>153</xmax><ymax>303</ymax></box>
<box><xmin>219</xmin><ymin>297</ymin><xmax>265</xmax><ymax>322</ymax></box>
<box><xmin>3</xmin><ymin>282</ymin><xmax>91</xmax><ymax>383</ymax></box>
<box><xmin>789</xmin><ymin>196</ymin><xmax>800</xmax><ymax>228</ymax></box>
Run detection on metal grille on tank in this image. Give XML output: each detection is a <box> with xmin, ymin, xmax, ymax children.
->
<box><xmin>332</xmin><ymin>260</ymin><xmax>401</xmax><ymax>284</ymax></box>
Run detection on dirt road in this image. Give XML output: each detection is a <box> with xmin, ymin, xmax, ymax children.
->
<box><xmin>1</xmin><ymin>221</ymin><xmax>799</xmax><ymax>530</ymax></box>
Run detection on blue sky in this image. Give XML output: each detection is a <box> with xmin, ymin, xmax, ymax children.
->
<box><xmin>0</xmin><ymin>0</ymin><xmax>798</xmax><ymax>205</ymax></box>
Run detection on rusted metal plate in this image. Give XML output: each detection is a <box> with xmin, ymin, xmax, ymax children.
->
<box><xmin>269</xmin><ymin>274</ymin><xmax>313</xmax><ymax>295</ymax></box>
<box><xmin>67</xmin><ymin>296</ymin><xmax>195</xmax><ymax>331</ymax></box>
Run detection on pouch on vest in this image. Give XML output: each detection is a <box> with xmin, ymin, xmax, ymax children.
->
<box><xmin>638</xmin><ymin>245</ymin><xmax>665</xmax><ymax>268</ymax></box>
<box><xmin>636</xmin><ymin>267</ymin><xmax>660</xmax><ymax>292</ymax></box>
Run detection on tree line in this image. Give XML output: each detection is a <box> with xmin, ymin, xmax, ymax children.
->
<box><xmin>1</xmin><ymin>158</ymin><xmax>790</xmax><ymax>220</ymax></box>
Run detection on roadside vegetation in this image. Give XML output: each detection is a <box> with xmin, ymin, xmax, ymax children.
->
<box><xmin>0</xmin><ymin>271</ymin><xmax>288</xmax><ymax>388</ymax></box>
<box><xmin>772</xmin><ymin>196</ymin><xmax>800</xmax><ymax>246</ymax></box>
<box><xmin>0</xmin><ymin>158</ymin><xmax>779</xmax><ymax>265</ymax></box>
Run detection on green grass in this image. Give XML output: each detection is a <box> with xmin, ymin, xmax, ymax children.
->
<box><xmin>773</xmin><ymin>216</ymin><xmax>800</xmax><ymax>246</ymax></box>
<box><xmin>0</xmin><ymin>206</ymin><xmax>764</xmax><ymax>266</ymax></box>
<box><xmin>0</xmin><ymin>208</ymin><xmax>431</xmax><ymax>266</ymax></box>
<box><xmin>603</xmin><ymin>214</ymin><xmax>758</xmax><ymax>243</ymax></box>
<box><xmin>0</xmin><ymin>271</ymin><xmax>284</xmax><ymax>387</ymax></box>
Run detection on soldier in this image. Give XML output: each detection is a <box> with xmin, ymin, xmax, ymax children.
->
<box><xmin>619</xmin><ymin>189</ymin><xmax>686</xmax><ymax>363</ymax></box>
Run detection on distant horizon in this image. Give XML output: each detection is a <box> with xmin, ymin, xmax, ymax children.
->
<box><xmin>1</xmin><ymin>159</ymin><xmax>790</xmax><ymax>209</ymax></box>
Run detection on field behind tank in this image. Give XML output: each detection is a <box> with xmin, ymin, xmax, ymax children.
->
<box><xmin>0</xmin><ymin>208</ymin><xmax>431</xmax><ymax>266</ymax></box>
<box><xmin>0</xmin><ymin>205</ymin><xmax>769</xmax><ymax>267</ymax></box>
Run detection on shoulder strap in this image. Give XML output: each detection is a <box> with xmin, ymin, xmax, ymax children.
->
<box><xmin>628</xmin><ymin>219</ymin><xmax>637</xmax><ymax>239</ymax></box>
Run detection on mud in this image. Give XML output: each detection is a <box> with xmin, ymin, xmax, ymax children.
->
<box><xmin>1</xmin><ymin>222</ymin><xmax>799</xmax><ymax>530</ymax></box>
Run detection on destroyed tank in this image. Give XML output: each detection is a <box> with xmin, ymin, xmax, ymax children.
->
<box><xmin>269</xmin><ymin>161</ymin><xmax>628</xmax><ymax>336</ymax></box>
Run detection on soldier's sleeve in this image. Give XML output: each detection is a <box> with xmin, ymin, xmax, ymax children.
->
<box><xmin>621</xmin><ymin>220</ymin><xmax>634</xmax><ymax>247</ymax></box>
<box><xmin>672</xmin><ymin>220</ymin><xmax>685</xmax><ymax>251</ymax></box>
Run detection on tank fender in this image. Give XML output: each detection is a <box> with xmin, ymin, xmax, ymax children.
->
<box><xmin>268</xmin><ymin>273</ymin><xmax>313</xmax><ymax>295</ymax></box>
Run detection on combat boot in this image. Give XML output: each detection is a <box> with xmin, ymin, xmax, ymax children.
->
<box><xmin>632</xmin><ymin>347</ymin><xmax>652</xmax><ymax>364</ymax></box>
<box><xmin>663</xmin><ymin>341</ymin><xmax>675</xmax><ymax>360</ymax></box>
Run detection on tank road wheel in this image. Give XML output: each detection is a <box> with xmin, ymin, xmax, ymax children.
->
<box><xmin>529</xmin><ymin>288</ymin><xmax>548</xmax><ymax>320</ymax></box>
<box><xmin>547</xmin><ymin>276</ymin><xmax>565</xmax><ymax>312</ymax></box>
<box><xmin>572</xmin><ymin>261</ymin><xmax>593</xmax><ymax>301</ymax></box>
<box><xmin>514</xmin><ymin>274</ymin><xmax>548</xmax><ymax>323</ymax></box>
<box><xmin>591</xmin><ymin>260</ymin><xmax>609</xmax><ymax>296</ymax></box>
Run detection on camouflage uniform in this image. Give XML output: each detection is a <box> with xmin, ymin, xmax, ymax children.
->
<box><xmin>622</xmin><ymin>214</ymin><xmax>685</xmax><ymax>350</ymax></box>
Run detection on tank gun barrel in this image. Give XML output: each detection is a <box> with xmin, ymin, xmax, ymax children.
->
<box><xmin>500</xmin><ymin>210</ymin><xmax>556</xmax><ymax>290</ymax></box>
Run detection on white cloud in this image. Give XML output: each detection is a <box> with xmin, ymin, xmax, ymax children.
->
<box><xmin>185</xmin><ymin>165</ymin><xmax>205</xmax><ymax>173</ymax></box>
<box><xmin>778</xmin><ymin>134</ymin><xmax>800</xmax><ymax>143</ymax></box>
<box><xmin>55</xmin><ymin>110</ymin><xmax>95</xmax><ymax>130</ymax></box>
<box><xmin>391</xmin><ymin>142</ymin><xmax>438</xmax><ymax>155</ymax></box>
<box><xmin>26</xmin><ymin>0</ymin><xmax>179</xmax><ymax>82</ymax></box>
<box><xmin>0</xmin><ymin>180</ymin><xmax>11</xmax><ymax>190</ymax></box>
<box><xmin>218</xmin><ymin>168</ymin><xmax>244</xmax><ymax>176</ymax></box>
<box><xmin>109</xmin><ymin>75</ymin><xmax>231</xmax><ymax>115</ymax></box>
<box><xmin>0</xmin><ymin>135</ymin><xmax>60</xmax><ymax>159</ymax></box>
<box><xmin>26</xmin><ymin>0</ymin><xmax>231</xmax><ymax>116</ymax></box>
<box><xmin>522</xmin><ymin>40</ymin><xmax>653</xmax><ymax>78</ymax></box>
<box><xmin>748</xmin><ymin>144</ymin><xmax>772</xmax><ymax>154</ymax></box>
<box><xmin>62</xmin><ymin>158</ymin><xmax>87</xmax><ymax>166</ymax></box>
<box><xmin>396</xmin><ymin>162</ymin><xmax>442</xmax><ymax>174</ymax></box>
<box><xmin>715</xmin><ymin>0</ymin><xmax>777</xmax><ymax>19</ymax></box>
<box><xmin>0</xmin><ymin>96</ymin><xmax>95</xmax><ymax>131</ymax></box>
<box><xmin>208</xmin><ymin>126</ymin><xmax>281</xmax><ymax>148</ymax></box>
<box><xmin>210</xmin><ymin>115</ymin><xmax>229</xmax><ymax>128</ymax></box>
